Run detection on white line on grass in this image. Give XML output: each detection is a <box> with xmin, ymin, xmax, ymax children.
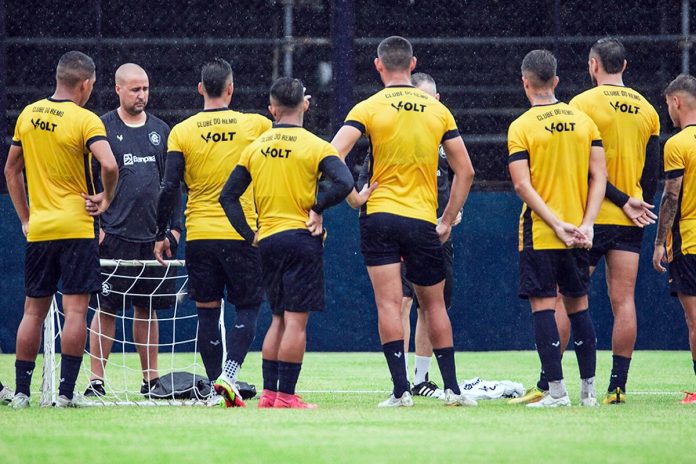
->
<box><xmin>296</xmin><ymin>389</ymin><xmax>683</xmax><ymax>395</ymax></box>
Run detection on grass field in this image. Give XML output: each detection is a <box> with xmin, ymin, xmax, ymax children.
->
<box><xmin>1</xmin><ymin>351</ymin><xmax>695</xmax><ymax>463</ymax></box>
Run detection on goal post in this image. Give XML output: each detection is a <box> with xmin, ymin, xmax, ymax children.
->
<box><xmin>40</xmin><ymin>259</ymin><xmax>228</xmax><ymax>407</ymax></box>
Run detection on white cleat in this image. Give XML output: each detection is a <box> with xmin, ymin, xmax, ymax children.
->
<box><xmin>0</xmin><ymin>385</ymin><xmax>14</xmax><ymax>405</ymax></box>
<box><xmin>54</xmin><ymin>393</ymin><xmax>90</xmax><ymax>408</ymax></box>
<box><xmin>580</xmin><ymin>396</ymin><xmax>599</xmax><ymax>407</ymax></box>
<box><xmin>442</xmin><ymin>389</ymin><xmax>478</xmax><ymax>407</ymax></box>
<box><xmin>526</xmin><ymin>392</ymin><xmax>571</xmax><ymax>408</ymax></box>
<box><xmin>9</xmin><ymin>393</ymin><xmax>30</xmax><ymax>409</ymax></box>
<box><xmin>205</xmin><ymin>394</ymin><xmax>225</xmax><ymax>407</ymax></box>
<box><xmin>378</xmin><ymin>391</ymin><xmax>414</xmax><ymax>408</ymax></box>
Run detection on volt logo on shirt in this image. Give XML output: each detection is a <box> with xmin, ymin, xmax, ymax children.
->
<box><xmin>390</xmin><ymin>101</ymin><xmax>427</xmax><ymax>113</ymax></box>
<box><xmin>609</xmin><ymin>101</ymin><xmax>640</xmax><ymax>114</ymax></box>
<box><xmin>544</xmin><ymin>122</ymin><xmax>576</xmax><ymax>134</ymax></box>
<box><xmin>200</xmin><ymin>131</ymin><xmax>236</xmax><ymax>143</ymax></box>
<box><xmin>30</xmin><ymin>118</ymin><xmax>58</xmax><ymax>132</ymax></box>
<box><xmin>261</xmin><ymin>147</ymin><xmax>292</xmax><ymax>159</ymax></box>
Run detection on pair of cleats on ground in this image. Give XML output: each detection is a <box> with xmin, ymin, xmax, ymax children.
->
<box><xmin>6</xmin><ymin>391</ymin><xmax>88</xmax><ymax>409</ymax></box>
<box><xmin>508</xmin><ymin>386</ymin><xmax>629</xmax><ymax>407</ymax></box>
<box><xmin>378</xmin><ymin>386</ymin><xmax>478</xmax><ymax>408</ymax></box>
<box><xmin>84</xmin><ymin>378</ymin><xmax>158</xmax><ymax>398</ymax></box>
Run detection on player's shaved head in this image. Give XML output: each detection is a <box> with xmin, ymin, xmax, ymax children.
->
<box><xmin>521</xmin><ymin>49</ymin><xmax>557</xmax><ymax>88</ymax></box>
<box><xmin>56</xmin><ymin>51</ymin><xmax>95</xmax><ymax>88</ymax></box>
<box><xmin>115</xmin><ymin>63</ymin><xmax>147</xmax><ymax>85</ymax></box>
<box><xmin>590</xmin><ymin>38</ymin><xmax>626</xmax><ymax>74</ymax></box>
<box><xmin>377</xmin><ymin>36</ymin><xmax>413</xmax><ymax>71</ymax></box>
<box><xmin>201</xmin><ymin>58</ymin><xmax>233</xmax><ymax>98</ymax></box>
<box><xmin>665</xmin><ymin>74</ymin><xmax>696</xmax><ymax>107</ymax></box>
<box><xmin>411</xmin><ymin>72</ymin><xmax>437</xmax><ymax>95</ymax></box>
<box><xmin>270</xmin><ymin>77</ymin><xmax>305</xmax><ymax>108</ymax></box>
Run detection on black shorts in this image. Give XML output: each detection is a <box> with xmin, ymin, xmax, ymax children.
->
<box><xmin>259</xmin><ymin>229</ymin><xmax>324</xmax><ymax>315</ymax></box>
<box><xmin>402</xmin><ymin>239</ymin><xmax>454</xmax><ymax>310</ymax></box>
<box><xmin>95</xmin><ymin>233</ymin><xmax>179</xmax><ymax>312</ymax></box>
<box><xmin>669</xmin><ymin>254</ymin><xmax>696</xmax><ymax>297</ymax></box>
<box><xmin>25</xmin><ymin>239</ymin><xmax>101</xmax><ymax>298</ymax></box>
<box><xmin>360</xmin><ymin>213</ymin><xmax>445</xmax><ymax>286</ymax></box>
<box><xmin>185</xmin><ymin>239</ymin><xmax>263</xmax><ymax>307</ymax></box>
<box><xmin>518</xmin><ymin>249</ymin><xmax>590</xmax><ymax>299</ymax></box>
<box><xmin>588</xmin><ymin>225</ymin><xmax>644</xmax><ymax>266</ymax></box>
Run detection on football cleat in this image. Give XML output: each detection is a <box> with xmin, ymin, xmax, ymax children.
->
<box><xmin>441</xmin><ymin>389</ymin><xmax>477</xmax><ymax>407</ymax></box>
<box><xmin>526</xmin><ymin>393</ymin><xmax>571</xmax><ymax>408</ymax></box>
<box><xmin>257</xmin><ymin>389</ymin><xmax>277</xmax><ymax>408</ymax></box>
<box><xmin>140</xmin><ymin>378</ymin><xmax>160</xmax><ymax>396</ymax></box>
<box><xmin>84</xmin><ymin>379</ymin><xmax>106</xmax><ymax>397</ymax></box>
<box><xmin>9</xmin><ymin>393</ymin><xmax>30</xmax><ymax>409</ymax></box>
<box><xmin>681</xmin><ymin>391</ymin><xmax>696</xmax><ymax>404</ymax></box>
<box><xmin>603</xmin><ymin>387</ymin><xmax>626</xmax><ymax>405</ymax></box>
<box><xmin>508</xmin><ymin>386</ymin><xmax>546</xmax><ymax>405</ymax></box>
<box><xmin>411</xmin><ymin>380</ymin><xmax>444</xmax><ymax>399</ymax></box>
<box><xmin>213</xmin><ymin>375</ymin><xmax>245</xmax><ymax>408</ymax></box>
<box><xmin>205</xmin><ymin>394</ymin><xmax>225</xmax><ymax>407</ymax></box>
<box><xmin>55</xmin><ymin>394</ymin><xmax>90</xmax><ymax>408</ymax></box>
<box><xmin>378</xmin><ymin>391</ymin><xmax>414</xmax><ymax>408</ymax></box>
<box><xmin>580</xmin><ymin>396</ymin><xmax>599</xmax><ymax>407</ymax></box>
<box><xmin>272</xmin><ymin>392</ymin><xmax>318</xmax><ymax>409</ymax></box>
<box><xmin>0</xmin><ymin>385</ymin><xmax>14</xmax><ymax>405</ymax></box>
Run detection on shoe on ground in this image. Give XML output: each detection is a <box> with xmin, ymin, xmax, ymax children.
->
<box><xmin>412</xmin><ymin>380</ymin><xmax>444</xmax><ymax>399</ymax></box>
<box><xmin>0</xmin><ymin>385</ymin><xmax>14</xmax><ymax>405</ymax></box>
<box><xmin>508</xmin><ymin>386</ymin><xmax>546</xmax><ymax>405</ymax></box>
<box><xmin>9</xmin><ymin>392</ymin><xmax>30</xmax><ymax>409</ymax></box>
<box><xmin>273</xmin><ymin>392</ymin><xmax>318</xmax><ymax>409</ymax></box>
<box><xmin>580</xmin><ymin>395</ymin><xmax>599</xmax><ymax>407</ymax></box>
<box><xmin>84</xmin><ymin>379</ymin><xmax>106</xmax><ymax>397</ymax></box>
<box><xmin>442</xmin><ymin>389</ymin><xmax>477</xmax><ymax>407</ymax></box>
<box><xmin>213</xmin><ymin>375</ymin><xmax>245</xmax><ymax>408</ymax></box>
<box><xmin>526</xmin><ymin>392</ymin><xmax>571</xmax><ymax>408</ymax></box>
<box><xmin>258</xmin><ymin>389</ymin><xmax>277</xmax><ymax>408</ymax></box>
<box><xmin>55</xmin><ymin>394</ymin><xmax>90</xmax><ymax>408</ymax></box>
<box><xmin>205</xmin><ymin>394</ymin><xmax>225</xmax><ymax>407</ymax></box>
<box><xmin>681</xmin><ymin>391</ymin><xmax>696</xmax><ymax>404</ymax></box>
<box><xmin>602</xmin><ymin>387</ymin><xmax>626</xmax><ymax>405</ymax></box>
<box><xmin>140</xmin><ymin>378</ymin><xmax>160</xmax><ymax>396</ymax></box>
<box><xmin>378</xmin><ymin>391</ymin><xmax>414</xmax><ymax>408</ymax></box>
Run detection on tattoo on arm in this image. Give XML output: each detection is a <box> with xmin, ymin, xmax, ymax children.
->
<box><xmin>655</xmin><ymin>183</ymin><xmax>681</xmax><ymax>245</ymax></box>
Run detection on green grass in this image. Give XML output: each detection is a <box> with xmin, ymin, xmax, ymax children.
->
<box><xmin>1</xmin><ymin>351</ymin><xmax>695</xmax><ymax>463</ymax></box>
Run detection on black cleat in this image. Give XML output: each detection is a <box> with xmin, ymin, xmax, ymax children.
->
<box><xmin>140</xmin><ymin>378</ymin><xmax>160</xmax><ymax>396</ymax></box>
<box><xmin>411</xmin><ymin>380</ymin><xmax>444</xmax><ymax>398</ymax></box>
<box><xmin>84</xmin><ymin>379</ymin><xmax>106</xmax><ymax>397</ymax></box>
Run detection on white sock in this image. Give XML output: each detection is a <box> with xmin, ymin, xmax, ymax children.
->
<box><xmin>414</xmin><ymin>355</ymin><xmax>432</xmax><ymax>385</ymax></box>
<box><xmin>222</xmin><ymin>359</ymin><xmax>241</xmax><ymax>383</ymax></box>
<box><xmin>581</xmin><ymin>377</ymin><xmax>596</xmax><ymax>399</ymax></box>
<box><xmin>548</xmin><ymin>379</ymin><xmax>567</xmax><ymax>399</ymax></box>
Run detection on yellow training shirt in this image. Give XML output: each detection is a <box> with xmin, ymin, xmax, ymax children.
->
<box><xmin>344</xmin><ymin>85</ymin><xmax>459</xmax><ymax>224</ymax></box>
<box><xmin>239</xmin><ymin>124</ymin><xmax>338</xmax><ymax>241</ymax></box>
<box><xmin>167</xmin><ymin>109</ymin><xmax>271</xmax><ymax>241</ymax></box>
<box><xmin>508</xmin><ymin>102</ymin><xmax>602</xmax><ymax>251</ymax></box>
<box><xmin>664</xmin><ymin>125</ymin><xmax>696</xmax><ymax>260</ymax></box>
<box><xmin>12</xmin><ymin>98</ymin><xmax>106</xmax><ymax>242</ymax></box>
<box><xmin>570</xmin><ymin>85</ymin><xmax>660</xmax><ymax>225</ymax></box>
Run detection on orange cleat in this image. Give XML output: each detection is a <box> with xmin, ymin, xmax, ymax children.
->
<box><xmin>257</xmin><ymin>389</ymin><xmax>277</xmax><ymax>408</ymax></box>
<box><xmin>681</xmin><ymin>391</ymin><xmax>696</xmax><ymax>404</ymax></box>
<box><xmin>272</xmin><ymin>392</ymin><xmax>318</xmax><ymax>409</ymax></box>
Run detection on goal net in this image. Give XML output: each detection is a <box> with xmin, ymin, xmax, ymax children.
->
<box><xmin>41</xmin><ymin>259</ymin><xmax>228</xmax><ymax>406</ymax></box>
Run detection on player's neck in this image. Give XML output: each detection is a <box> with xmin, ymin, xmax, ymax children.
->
<box><xmin>203</xmin><ymin>96</ymin><xmax>230</xmax><ymax>111</ymax></box>
<box><xmin>595</xmin><ymin>74</ymin><xmax>624</xmax><ymax>87</ymax></box>
<box><xmin>382</xmin><ymin>71</ymin><xmax>413</xmax><ymax>88</ymax></box>
<box><xmin>117</xmin><ymin>107</ymin><xmax>146</xmax><ymax>126</ymax></box>
<box><xmin>275</xmin><ymin>114</ymin><xmax>304</xmax><ymax>127</ymax></box>
<box><xmin>50</xmin><ymin>88</ymin><xmax>80</xmax><ymax>105</ymax></box>
<box><xmin>680</xmin><ymin>111</ymin><xmax>696</xmax><ymax>129</ymax></box>
<box><xmin>528</xmin><ymin>90</ymin><xmax>558</xmax><ymax>107</ymax></box>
